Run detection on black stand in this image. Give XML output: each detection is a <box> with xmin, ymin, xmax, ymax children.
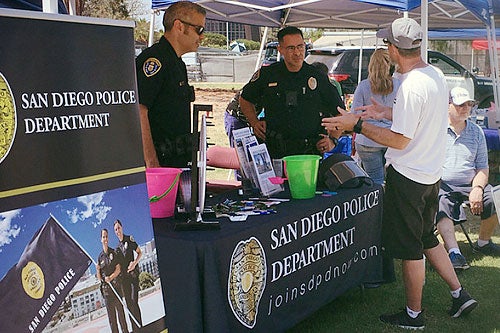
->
<box><xmin>175</xmin><ymin>104</ymin><xmax>220</xmax><ymax>231</ymax></box>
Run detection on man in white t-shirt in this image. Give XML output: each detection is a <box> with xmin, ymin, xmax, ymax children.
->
<box><xmin>322</xmin><ymin>18</ymin><xmax>477</xmax><ymax>330</ymax></box>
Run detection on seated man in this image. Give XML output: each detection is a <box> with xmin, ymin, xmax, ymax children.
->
<box><xmin>436</xmin><ymin>87</ymin><xmax>500</xmax><ymax>271</ymax></box>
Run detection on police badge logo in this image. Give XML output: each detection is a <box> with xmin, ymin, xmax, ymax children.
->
<box><xmin>308</xmin><ymin>77</ymin><xmax>317</xmax><ymax>90</ymax></box>
<box><xmin>250</xmin><ymin>69</ymin><xmax>260</xmax><ymax>82</ymax></box>
<box><xmin>21</xmin><ymin>261</ymin><xmax>45</xmax><ymax>299</ymax></box>
<box><xmin>227</xmin><ymin>237</ymin><xmax>266</xmax><ymax>328</ymax></box>
<box><xmin>0</xmin><ymin>72</ymin><xmax>16</xmax><ymax>165</ymax></box>
<box><xmin>143</xmin><ymin>57</ymin><xmax>162</xmax><ymax>77</ymax></box>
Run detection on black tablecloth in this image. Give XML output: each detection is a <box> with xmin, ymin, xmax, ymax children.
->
<box><xmin>153</xmin><ymin>184</ymin><xmax>383</xmax><ymax>333</ymax></box>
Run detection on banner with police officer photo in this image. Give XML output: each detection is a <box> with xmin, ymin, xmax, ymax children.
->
<box><xmin>0</xmin><ymin>9</ymin><xmax>168</xmax><ymax>333</ymax></box>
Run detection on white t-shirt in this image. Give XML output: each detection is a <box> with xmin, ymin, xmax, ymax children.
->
<box><xmin>385</xmin><ymin>65</ymin><xmax>448</xmax><ymax>185</ymax></box>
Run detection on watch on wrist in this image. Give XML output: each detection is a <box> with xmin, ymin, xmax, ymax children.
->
<box><xmin>353</xmin><ymin>117</ymin><xmax>363</xmax><ymax>134</ymax></box>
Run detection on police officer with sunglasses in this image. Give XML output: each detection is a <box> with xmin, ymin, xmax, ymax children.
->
<box><xmin>136</xmin><ymin>1</ymin><xmax>206</xmax><ymax>168</ymax></box>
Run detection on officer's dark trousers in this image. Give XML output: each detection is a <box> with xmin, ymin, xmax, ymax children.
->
<box><xmin>105</xmin><ymin>290</ymin><xmax>128</xmax><ymax>333</ymax></box>
<box><xmin>123</xmin><ymin>277</ymin><xmax>142</xmax><ymax>331</ymax></box>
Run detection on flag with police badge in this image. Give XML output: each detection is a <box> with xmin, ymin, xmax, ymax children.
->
<box><xmin>0</xmin><ymin>216</ymin><xmax>92</xmax><ymax>333</ymax></box>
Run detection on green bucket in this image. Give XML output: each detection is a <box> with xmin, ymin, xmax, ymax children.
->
<box><xmin>283</xmin><ymin>155</ymin><xmax>321</xmax><ymax>199</ymax></box>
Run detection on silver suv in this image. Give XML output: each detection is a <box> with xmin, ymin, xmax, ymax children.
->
<box><xmin>305</xmin><ymin>46</ymin><xmax>494</xmax><ymax>108</ymax></box>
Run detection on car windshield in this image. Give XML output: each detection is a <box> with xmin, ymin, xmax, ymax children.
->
<box><xmin>304</xmin><ymin>53</ymin><xmax>342</xmax><ymax>70</ymax></box>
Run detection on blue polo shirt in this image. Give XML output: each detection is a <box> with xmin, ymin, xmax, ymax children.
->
<box><xmin>442</xmin><ymin>120</ymin><xmax>488</xmax><ymax>185</ymax></box>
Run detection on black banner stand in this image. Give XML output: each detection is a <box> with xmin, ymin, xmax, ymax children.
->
<box><xmin>175</xmin><ymin>104</ymin><xmax>220</xmax><ymax>231</ymax></box>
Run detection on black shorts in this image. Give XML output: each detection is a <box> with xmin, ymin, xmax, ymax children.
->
<box><xmin>436</xmin><ymin>182</ymin><xmax>496</xmax><ymax>223</ymax></box>
<box><xmin>382</xmin><ymin>165</ymin><xmax>440</xmax><ymax>260</ymax></box>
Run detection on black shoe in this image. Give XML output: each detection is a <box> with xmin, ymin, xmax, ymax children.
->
<box><xmin>449</xmin><ymin>252</ymin><xmax>470</xmax><ymax>271</ymax></box>
<box><xmin>449</xmin><ymin>288</ymin><xmax>478</xmax><ymax>318</ymax></box>
<box><xmin>475</xmin><ymin>240</ymin><xmax>500</xmax><ymax>256</ymax></box>
<box><xmin>380</xmin><ymin>309</ymin><xmax>425</xmax><ymax>330</ymax></box>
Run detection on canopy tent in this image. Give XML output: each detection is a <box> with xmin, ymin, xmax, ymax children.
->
<box><xmin>150</xmin><ymin>0</ymin><xmax>499</xmax><ymax>30</ymax></box>
<box><xmin>0</xmin><ymin>0</ymin><xmax>67</xmax><ymax>13</ymax></box>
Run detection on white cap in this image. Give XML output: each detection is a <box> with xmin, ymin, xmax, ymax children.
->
<box><xmin>376</xmin><ymin>18</ymin><xmax>423</xmax><ymax>49</ymax></box>
<box><xmin>450</xmin><ymin>87</ymin><xmax>474</xmax><ymax>105</ymax></box>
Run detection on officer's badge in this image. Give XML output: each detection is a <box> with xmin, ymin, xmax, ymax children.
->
<box><xmin>110</xmin><ymin>253</ymin><xmax>113</xmax><ymax>261</ymax></box>
<box><xmin>143</xmin><ymin>57</ymin><xmax>162</xmax><ymax>77</ymax></box>
<box><xmin>228</xmin><ymin>237</ymin><xmax>266</xmax><ymax>328</ymax></box>
<box><xmin>250</xmin><ymin>69</ymin><xmax>260</xmax><ymax>82</ymax></box>
<box><xmin>124</xmin><ymin>241</ymin><xmax>128</xmax><ymax>250</ymax></box>
<box><xmin>21</xmin><ymin>261</ymin><xmax>45</xmax><ymax>299</ymax></box>
<box><xmin>308</xmin><ymin>77</ymin><xmax>317</xmax><ymax>90</ymax></box>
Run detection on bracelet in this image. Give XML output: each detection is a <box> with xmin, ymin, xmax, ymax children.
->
<box><xmin>473</xmin><ymin>185</ymin><xmax>484</xmax><ymax>191</ymax></box>
<box><xmin>353</xmin><ymin>117</ymin><xmax>363</xmax><ymax>134</ymax></box>
<box><xmin>328</xmin><ymin>136</ymin><xmax>339</xmax><ymax>146</ymax></box>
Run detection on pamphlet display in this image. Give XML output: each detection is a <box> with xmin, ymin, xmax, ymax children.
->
<box><xmin>232</xmin><ymin>127</ymin><xmax>282</xmax><ymax>196</ymax></box>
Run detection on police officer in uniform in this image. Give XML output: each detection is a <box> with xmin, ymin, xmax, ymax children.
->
<box><xmin>96</xmin><ymin>229</ymin><xmax>128</xmax><ymax>333</ymax></box>
<box><xmin>136</xmin><ymin>1</ymin><xmax>206</xmax><ymax>168</ymax></box>
<box><xmin>240</xmin><ymin>26</ymin><xmax>344</xmax><ymax>159</ymax></box>
<box><xmin>114</xmin><ymin>219</ymin><xmax>142</xmax><ymax>332</ymax></box>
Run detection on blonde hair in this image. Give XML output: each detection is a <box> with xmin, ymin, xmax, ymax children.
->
<box><xmin>368</xmin><ymin>49</ymin><xmax>393</xmax><ymax>95</ymax></box>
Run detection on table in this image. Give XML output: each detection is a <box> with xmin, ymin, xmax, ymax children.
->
<box><xmin>153</xmin><ymin>184</ymin><xmax>383</xmax><ymax>333</ymax></box>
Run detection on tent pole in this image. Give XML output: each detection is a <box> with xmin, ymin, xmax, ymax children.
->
<box><xmin>42</xmin><ymin>0</ymin><xmax>58</xmax><ymax>13</ymax></box>
<box><xmin>421</xmin><ymin>0</ymin><xmax>428</xmax><ymax>62</ymax></box>
<box><xmin>487</xmin><ymin>11</ymin><xmax>500</xmax><ymax>131</ymax></box>
<box><xmin>149</xmin><ymin>11</ymin><xmax>156</xmax><ymax>47</ymax></box>
<box><xmin>255</xmin><ymin>27</ymin><xmax>269</xmax><ymax>72</ymax></box>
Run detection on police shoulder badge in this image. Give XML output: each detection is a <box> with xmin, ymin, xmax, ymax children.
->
<box><xmin>250</xmin><ymin>69</ymin><xmax>260</xmax><ymax>82</ymax></box>
<box><xmin>308</xmin><ymin>76</ymin><xmax>317</xmax><ymax>90</ymax></box>
<box><xmin>227</xmin><ymin>237</ymin><xmax>266</xmax><ymax>328</ymax></box>
<box><xmin>143</xmin><ymin>57</ymin><xmax>162</xmax><ymax>77</ymax></box>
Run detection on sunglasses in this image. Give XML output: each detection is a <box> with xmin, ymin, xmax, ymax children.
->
<box><xmin>383</xmin><ymin>38</ymin><xmax>392</xmax><ymax>45</ymax></box>
<box><xmin>177</xmin><ymin>19</ymin><xmax>205</xmax><ymax>35</ymax></box>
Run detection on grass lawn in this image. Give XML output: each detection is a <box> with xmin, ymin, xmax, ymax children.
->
<box><xmin>287</xmin><ymin>218</ymin><xmax>500</xmax><ymax>332</ymax></box>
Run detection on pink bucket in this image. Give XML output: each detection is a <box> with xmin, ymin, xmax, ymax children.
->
<box><xmin>146</xmin><ymin>167</ymin><xmax>182</xmax><ymax>218</ymax></box>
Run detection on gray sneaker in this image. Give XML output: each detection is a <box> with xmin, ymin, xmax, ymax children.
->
<box><xmin>449</xmin><ymin>288</ymin><xmax>478</xmax><ymax>318</ymax></box>
<box><xmin>475</xmin><ymin>240</ymin><xmax>500</xmax><ymax>256</ymax></box>
<box><xmin>449</xmin><ymin>252</ymin><xmax>470</xmax><ymax>271</ymax></box>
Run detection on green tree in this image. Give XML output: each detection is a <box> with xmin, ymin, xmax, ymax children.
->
<box><xmin>201</xmin><ymin>32</ymin><xmax>228</xmax><ymax>49</ymax></box>
<box><xmin>82</xmin><ymin>0</ymin><xmax>130</xmax><ymax>20</ymax></box>
<box><xmin>139</xmin><ymin>271</ymin><xmax>155</xmax><ymax>290</ymax></box>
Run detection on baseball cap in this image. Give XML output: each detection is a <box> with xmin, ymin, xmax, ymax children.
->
<box><xmin>377</xmin><ymin>18</ymin><xmax>423</xmax><ymax>49</ymax></box>
<box><xmin>450</xmin><ymin>87</ymin><xmax>475</xmax><ymax>105</ymax></box>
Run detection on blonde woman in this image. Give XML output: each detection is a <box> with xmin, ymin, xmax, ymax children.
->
<box><xmin>351</xmin><ymin>49</ymin><xmax>400</xmax><ymax>185</ymax></box>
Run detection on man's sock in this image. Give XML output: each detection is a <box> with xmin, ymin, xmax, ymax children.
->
<box><xmin>477</xmin><ymin>239</ymin><xmax>489</xmax><ymax>247</ymax></box>
<box><xmin>448</xmin><ymin>247</ymin><xmax>461</xmax><ymax>255</ymax></box>
<box><xmin>406</xmin><ymin>306</ymin><xmax>421</xmax><ymax>318</ymax></box>
<box><xmin>451</xmin><ymin>287</ymin><xmax>462</xmax><ymax>298</ymax></box>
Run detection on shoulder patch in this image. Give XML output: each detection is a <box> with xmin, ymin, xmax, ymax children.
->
<box><xmin>250</xmin><ymin>69</ymin><xmax>260</xmax><ymax>82</ymax></box>
<box><xmin>130</xmin><ymin>235</ymin><xmax>135</xmax><ymax>242</ymax></box>
<box><xmin>143</xmin><ymin>57</ymin><xmax>162</xmax><ymax>77</ymax></box>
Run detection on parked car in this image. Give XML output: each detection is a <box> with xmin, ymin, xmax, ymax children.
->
<box><xmin>262</xmin><ymin>41</ymin><xmax>312</xmax><ymax>67</ymax></box>
<box><xmin>304</xmin><ymin>46</ymin><xmax>494</xmax><ymax>108</ymax></box>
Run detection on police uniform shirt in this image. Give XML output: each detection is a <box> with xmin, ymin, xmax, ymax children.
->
<box><xmin>116</xmin><ymin>235</ymin><xmax>139</xmax><ymax>277</ymax></box>
<box><xmin>98</xmin><ymin>247</ymin><xmax>121</xmax><ymax>282</ymax></box>
<box><xmin>241</xmin><ymin>61</ymin><xmax>343</xmax><ymax>142</ymax></box>
<box><xmin>136</xmin><ymin>36</ymin><xmax>194</xmax><ymax>167</ymax></box>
